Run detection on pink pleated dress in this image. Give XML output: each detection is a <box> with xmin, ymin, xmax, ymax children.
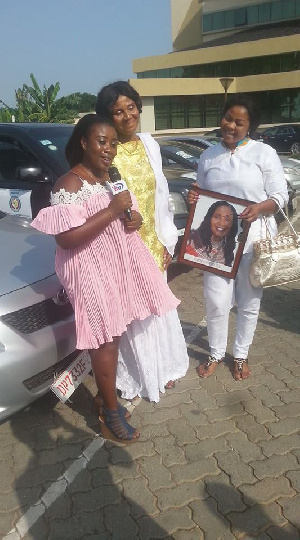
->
<box><xmin>31</xmin><ymin>180</ymin><xmax>180</xmax><ymax>350</ymax></box>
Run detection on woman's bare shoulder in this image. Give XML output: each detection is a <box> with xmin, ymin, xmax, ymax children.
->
<box><xmin>52</xmin><ymin>171</ymin><xmax>83</xmax><ymax>195</ymax></box>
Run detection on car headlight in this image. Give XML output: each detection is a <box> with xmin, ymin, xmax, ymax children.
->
<box><xmin>169</xmin><ymin>192</ymin><xmax>188</xmax><ymax>215</ymax></box>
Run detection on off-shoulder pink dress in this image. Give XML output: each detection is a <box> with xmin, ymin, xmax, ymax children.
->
<box><xmin>31</xmin><ymin>180</ymin><xmax>180</xmax><ymax>350</ymax></box>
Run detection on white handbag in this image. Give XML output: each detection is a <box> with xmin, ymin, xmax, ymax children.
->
<box><xmin>249</xmin><ymin>204</ymin><xmax>300</xmax><ymax>288</ymax></box>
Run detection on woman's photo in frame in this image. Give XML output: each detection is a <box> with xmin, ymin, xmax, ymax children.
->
<box><xmin>178</xmin><ymin>188</ymin><xmax>252</xmax><ymax>278</ymax></box>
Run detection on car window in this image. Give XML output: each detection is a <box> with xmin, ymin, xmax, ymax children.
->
<box><xmin>160</xmin><ymin>142</ymin><xmax>202</xmax><ymax>165</ymax></box>
<box><xmin>25</xmin><ymin>126</ymin><xmax>73</xmax><ymax>169</ymax></box>
<box><xmin>0</xmin><ymin>137</ymin><xmax>39</xmax><ymax>182</ymax></box>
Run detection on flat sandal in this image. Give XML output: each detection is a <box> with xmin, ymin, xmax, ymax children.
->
<box><xmin>233</xmin><ymin>358</ymin><xmax>251</xmax><ymax>381</ymax></box>
<box><xmin>197</xmin><ymin>356</ymin><xmax>224</xmax><ymax>378</ymax></box>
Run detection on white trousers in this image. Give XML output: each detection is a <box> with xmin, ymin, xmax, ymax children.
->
<box><xmin>204</xmin><ymin>253</ymin><xmax>263</xmax><ymax>360</ymax></box>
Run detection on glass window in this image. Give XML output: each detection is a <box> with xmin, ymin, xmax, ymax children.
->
<box><xmin>247</xmin><ymin>5</ymin><xmax>259</xmax><ymax>24</ymax></box>
<box><xmin>296</xmin><ymin>0</ymin><xmax>300</xmax><ymax>16</ymax></box>
<box><xmin>0</xmin><ymin>137</ymin><xmax>39</xmax><ymax>181</ymax></box>
<box><xmin>259</xmin><ymin>2</ymin><xmax>271</xmax><ymax>22</ymax></box>
<box><xmin>235</xmin><ymin>7</ymin><xmax>247</xmax><ymax>26</ymax></box>
<box><xmin>271</xmin><ymin>1</ymin><xmax>283</xmax><ymax>20</ymax></box>
<box><xmin>154</xmin><ymin>97</ymin><xmax>171</xmax><ymax>130</ymax></box>
<box><xmin>224</xmin><ymin>9</ymin><xmax>235</xmax><ymax>28</ymax></box>
<box><xmin>157</xmin><ymin>69</ymin><xmax>170</xmax><ymax>78</ymax></box>
<box><xmin>203</xmin><ymin>13</ymin><xmax>213</xmax><ymax>32</ymax></box>
<box><xmin>213</xmin><ymin>11</ymin><xmax>225</xmax><ymax>30</ymax></box>
<box><xmin>284</xmin><ymin>0</ymin><xmax>296</xmax><ymax>18</ymax></box>
<box><xmin>171</xmin><ymin>67</ymin><xmax>184</xmax><ymax>78</ymax></box>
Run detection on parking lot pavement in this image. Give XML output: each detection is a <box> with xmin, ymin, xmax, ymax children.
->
<box><xmin>1</xmin><ymin>258</ymin><xmax>300</xmax><ymax>538</ymax></box>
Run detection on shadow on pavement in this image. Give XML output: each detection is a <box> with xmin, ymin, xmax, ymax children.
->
<box><xmin>205</xmin><ymin>480</ymin><xmax>299</xmax><ymax>539</ymax></box>
<box><xmin>3</xmin><ymin>388</ymin><xmax>169</xmax><ymax>539</ymax></box>
<box><xmin>260</xmin><ymin>286</ymin><xmax>300</xmax><ymax>335</ymax></box>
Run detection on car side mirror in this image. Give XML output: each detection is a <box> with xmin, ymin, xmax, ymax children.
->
<box><xmin>16</xmin><ymin>166</ymin><xmax>51</xmax><ymax>183</ymax></box>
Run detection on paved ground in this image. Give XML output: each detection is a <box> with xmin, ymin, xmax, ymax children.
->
<box><xmin>1</xmin><ymin>227</ymin><xmax>300</xmax><ymax>539</ymax></box>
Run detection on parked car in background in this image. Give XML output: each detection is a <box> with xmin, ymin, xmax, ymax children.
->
<box><xmin>260</xmin><ymin>124</ymin><xmax>300</xmax><ymax>154</ymax></box>
<box><xmin>0</xmin><ymin>211</ymin><xmax>77</xmax><ymax>420</ymax></box>
<box><xmin>204</xmin><ymin>128</ymin><xmax>222</xmax><ymax>137</ymax></box>
<box><xmin>157</xmin><ymin>137</ymin><xmax>297</xmax><ymax>218</ymax></box>
<box><xmin>279</xmin><ymin>155</ymin><xmax>300</xmax><ymax>193</ymax></box>
<box><xmin>0</xmin><ymin>124</ymin><xmax>192</xmax><ymax>243</ymax></box>
<box><xmin>158</xmin><ymin>135</ymin><xmax>215</xmax><ymax>151</ymax></box>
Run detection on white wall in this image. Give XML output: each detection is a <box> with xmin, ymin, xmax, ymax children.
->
<box><xmin>139</xmin><ymin>97</ymin><xmax>155</xmax><ymax>133</ymax></box>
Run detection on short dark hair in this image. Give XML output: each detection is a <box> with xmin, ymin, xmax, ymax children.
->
<box><xmin>95</xmin><ymin>81</ymin><xmax>142</xmax><ymax>118</ymax></box>
<box><xmin>196</xmin><ymin>200</ymin><xmax>239</xmax><ymax>267</ymax></box>
<box><xmin>223</xmin><ymin>93</ymin><xmax>261</xmax><ymax>136</ymax></box>
<box><xmin>65</xmin><ymin>113</ymin><xmax>115</xmax><ymax>168</ymax></box>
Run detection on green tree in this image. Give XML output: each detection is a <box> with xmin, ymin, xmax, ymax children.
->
<box><xmin>20</xmin><ymin>73</ymin><xmax>61</xmax><ymax>122</ymax></box>
<box><xmin>52</xmin><ymin>92</ymin><xmax>97</xmax><ymax>123</ymax></box>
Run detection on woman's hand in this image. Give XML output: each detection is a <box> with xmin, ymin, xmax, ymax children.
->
<box><xmin>239</xmin><ymin>199</ymin><xmax>278</xmax><ymax>223</ymax></box>
<box><xmin>163</xmin><ymin>248</ymin><xmax>172</xmax><ymax>270</ymax></box>
<box><xmin>108</xmin><ymin>191</ymin><xmax>133</xmax><ymax>219</ymax></box>
<box><xmin>187</xmin><ymin>183</ymin><xmax>199</xmax><ymax>206</ymax></box>
<box><xmin>124</xmin><ymin>210</ymin><xmax>143</xmax><ymax>232</ymax></box>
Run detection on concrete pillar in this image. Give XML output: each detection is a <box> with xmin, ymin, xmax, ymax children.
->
<box><xmin>139</xmin><ymin>97</ymin><xmax>155</xmax><ymax>133</ymax></box>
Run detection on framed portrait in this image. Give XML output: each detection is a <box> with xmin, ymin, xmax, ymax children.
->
<box><xmin>178</xmin><ymin>187</ymin><xmax>253</xmax><ymax>279</ymax></box>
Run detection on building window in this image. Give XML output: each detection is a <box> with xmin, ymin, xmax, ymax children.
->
<box><xmin>247</xmin><ymin>5</ymin><xmax>259</xmax><ymax>24</ymax></box>
<box><xmin>138</xmin><ymin>51</ymin><xmax>300</xmax><ymax>80</ymax></box>
<box><xmin>235</xmin><ymin>8</ymin><xmax>247</xmax><ymax>26</ymax></box>
<box><xmin>271</xmin><ymin>1</ymin><xmax>283</xmax><ymax>21</ymax></box>
<box><xmin>154</xmin><ymin>90</ymin><xmax>300</xmax><ymax>131</ymax></box>
<box><xmin>202</xmin><ymin>0</ymin><xmax>300</xmax><ymax>33</ymax></box>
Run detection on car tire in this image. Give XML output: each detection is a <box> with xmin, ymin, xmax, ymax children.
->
<box><xmin>290</xmin><ymin>142</ymin><xmax>300</xmax><ymax>154</ymax></box>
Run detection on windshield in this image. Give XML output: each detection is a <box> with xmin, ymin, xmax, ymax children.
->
<box><xmin>160</xmin><ymin>142</ymin><xmax>203</xmax><ymax>165</ymax></box>
<box><xmin>24</xmin><ymin>125</ymin><xmax>74</xmax><ymax>169</ymax></box>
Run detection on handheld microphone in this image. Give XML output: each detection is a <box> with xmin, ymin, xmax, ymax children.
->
<box><xmin>108</xmin><ymin>166</ymin><xmax>132</xmax><ymax>220</ymax></box>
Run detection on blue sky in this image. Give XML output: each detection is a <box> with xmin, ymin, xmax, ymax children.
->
<box><xmin>0</xmin><ymin>0</ymin><xmax>172</xmax><ymax>107</ymax></box>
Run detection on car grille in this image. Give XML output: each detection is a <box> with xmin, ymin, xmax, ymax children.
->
<box><xmin>0</xmin><ymin>298</ymin><xmax>73</xmax><ymax>334</ymax></box>
<box><xmin>23</xmin><ymin>349</ymin><xmax>80</xmax><ymax>391</ymax></box>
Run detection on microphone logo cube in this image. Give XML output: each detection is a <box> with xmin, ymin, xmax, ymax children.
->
<box><xmin>110</xmin><ymin>180</ymin><xmax>128</xmax><ymax>194</ymax></box>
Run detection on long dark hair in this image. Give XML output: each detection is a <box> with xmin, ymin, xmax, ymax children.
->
<box><xmin>195</xmin><ymin>201</ymin><xmax>238</xmax><ymax>267</ymax></box>
<box><xmin>65</xmin><ymin>113</ymin><xmax>115</xmax><ymax>168</ymax></box>
<box><xmin>95</xmin><ymin>81</ymin><xmax>142</xmax><ymax>118</ymax></box>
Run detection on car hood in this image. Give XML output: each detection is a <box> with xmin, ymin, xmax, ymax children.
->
<box><xmin>0</xmin><ymin>214</ymin><xmax>56</xmax><ymax>296</ymax></box>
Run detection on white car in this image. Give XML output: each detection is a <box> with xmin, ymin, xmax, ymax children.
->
<box><xmin>0</xmin><ymin>211</ymin><xmax>77</xmax><ymax>420</ymax></box>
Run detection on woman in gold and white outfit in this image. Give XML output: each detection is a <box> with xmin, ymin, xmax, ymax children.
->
<box><xmin>96</xmin><ymin>81</ymin><xmax>189</xmax><ymax>402</ymax></box>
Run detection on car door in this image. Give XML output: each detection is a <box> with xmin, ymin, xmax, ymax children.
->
<box><xmin>0</xmin><ymin>135</ymin><xmax>53</xmax><ymax>218</ymax></box>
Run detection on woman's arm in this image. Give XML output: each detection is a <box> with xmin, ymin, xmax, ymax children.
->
<box><xmin>239</xmin><ymin>199</ymin><xmax>278</xmax><ymax>224</ymax></box>
<box><xmin>53</xmin><ymin>174</ymin><xmax>133</xmax><ymax>250</ymax></box>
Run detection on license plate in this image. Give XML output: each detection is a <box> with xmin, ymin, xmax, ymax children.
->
<box><xmin>292</xmin><ymin>198</ymin><xmax>297</xmax><ymax>210</ymax></box>
<box><xmin>51</xmin><ymin>351</ymin><xmax>92</xmax><ymax>402</ymax></box>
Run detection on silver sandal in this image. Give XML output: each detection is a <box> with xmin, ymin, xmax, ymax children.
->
<box><xmin>233</xmin><ymin>358</ymin><xmax>250</xmax><ymax>380</ymax></box>
<box><xmin>197</xmin><ymin>355</ymin><xmax>224</xmax><ymax>378</ymax></box>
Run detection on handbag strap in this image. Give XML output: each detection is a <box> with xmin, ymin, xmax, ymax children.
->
<box><xmin>269</xmin><ymin>196</ymin><xmax>299</xmax><ymax>241</ymax></box>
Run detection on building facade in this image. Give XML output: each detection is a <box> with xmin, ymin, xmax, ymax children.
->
<box><xmin>130</xmin><ymin>0</ymin><xmax>300</xmax><ymax>132</ymax></box>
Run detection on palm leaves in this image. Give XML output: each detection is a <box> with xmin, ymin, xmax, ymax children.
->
<box><xmin>19</xmin><ymin>73</ymin><xmax>61</xmax><ymax>122</ymax></box>
<box><xmin>0</xmin><ymin>74</ymin><xmax>96</xmax><ymax>123</ymax></box>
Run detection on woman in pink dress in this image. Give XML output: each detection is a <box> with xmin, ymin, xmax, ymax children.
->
<box><xmin>31</xmin><ymin>114</ymin><xmax>183</xmax><ymax>443</ymax></box>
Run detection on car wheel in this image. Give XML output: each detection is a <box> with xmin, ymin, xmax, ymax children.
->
<box><xmin>290</xmin><ymin>142</ymin><xmax>300</xmax><ymax>154</ymax></box>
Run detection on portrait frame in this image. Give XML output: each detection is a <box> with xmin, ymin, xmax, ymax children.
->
<box><xmin>178</xmin><ymin>187</ymin><xmax>253</xmax><ymax>279</ymax></box>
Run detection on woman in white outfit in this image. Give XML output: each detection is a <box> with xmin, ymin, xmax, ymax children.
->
<box><xmin>188</xmin><ymin>93</ymin><xmax>288</xmax><ymax>380</ymax></box>
<box><xmin>96</xmin><ymin>81</ymin><xmax>189</xmax><ymax>401</ymax></box>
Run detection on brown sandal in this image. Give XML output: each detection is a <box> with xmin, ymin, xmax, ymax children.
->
<box><xmin>233</xmin><ymin>358</ymin><xmax>251</xmax><ymax>381</ymax></box>
<box><xmin>197</xmin><ymin>356</ymin><xmax>224</xmax><ymax>378</ymax></box>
